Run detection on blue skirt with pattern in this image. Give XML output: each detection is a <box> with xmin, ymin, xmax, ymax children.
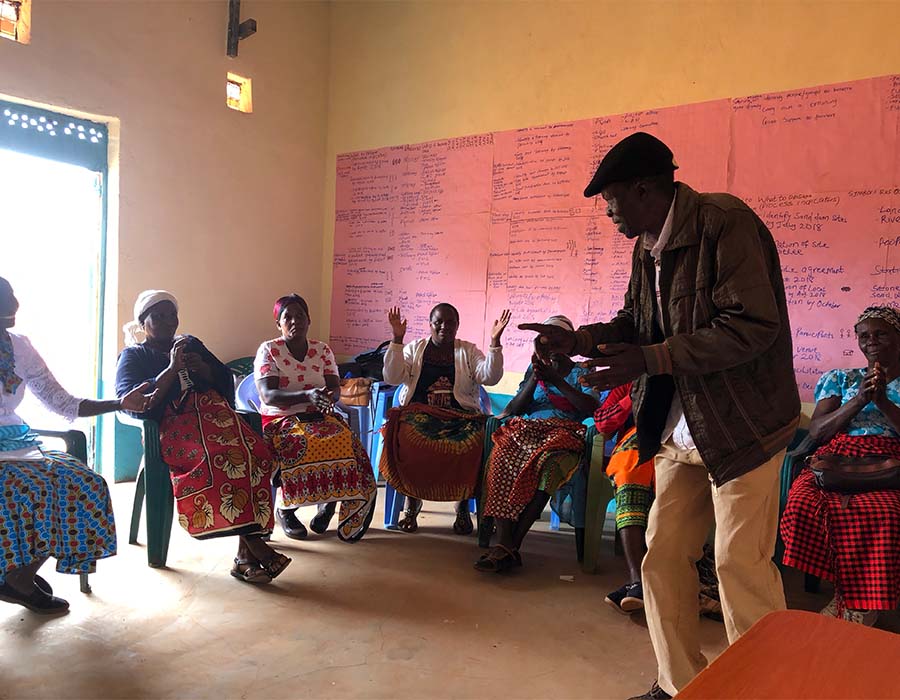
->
<box><xmin>0</xmin><ymin>450</ymin><xmax>117</xmax><ymax>582</ymax></box>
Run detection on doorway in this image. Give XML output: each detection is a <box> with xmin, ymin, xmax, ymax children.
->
<box><xmin>0</xmin><ymin>99</ymin><xmax>109</xmax><ymax>462</ymax></box>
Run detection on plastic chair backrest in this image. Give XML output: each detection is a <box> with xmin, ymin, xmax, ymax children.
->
<box><xmin>236</xmin><ymin>374</ymin><xmax>261</xmax><ymax>412</ymax></box>
<box><xmin>226</xmin><ymin>356</ymin><xmax>254</xmax><ymax>378</ymax></box>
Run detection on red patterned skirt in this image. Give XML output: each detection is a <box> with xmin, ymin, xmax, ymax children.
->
<box><xmin>160</xmin><ymin>390</ymin><xmax>275</xmax><ymax>539</ymax></box>
<box><xmin>484</xmin><ymin>417</ymin><xmax>585</xmax><ymax>521</ymax></box>
<box><xmin>781</xmin><ymin>433</ymin><xmax>900</xmax><ymax>610</ymax></box>
<box><xmin>379</xmin><ymin>404</ymin><xmax>486</xmax><ymax>502</ymax></box>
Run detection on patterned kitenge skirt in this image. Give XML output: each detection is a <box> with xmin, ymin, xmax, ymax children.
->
<box><xmin>781</xmin><ymin>433</ymin><xmax>900</xmax><ymax>611</ymax></box>
<box><xmin>0</xmin><ymin>450</ymin><xmax>117</xmax><ymax>583</ymax></box>
<box><xmin>264</xmin><ymin>413</ymin><xmax>376</xmax><ymax>542</ymax></box>
<box><xmin>379</xmin><ymin>404</ymin><xmax>486</xmax><ymax>502</ymax></box>
<box><xmin>159</xmin><ymin>389</ymin><xmax>275</xmax><ymax>539</ymax></box>
<box><xmin>605</xmin><ymin>426</ymin><xmax>655</xmax><ymax>530</ymax></box>
<box><xmin>484</xmin><ymin>417</ymin><xmax>585</xmax><ymax>521</ymax></box>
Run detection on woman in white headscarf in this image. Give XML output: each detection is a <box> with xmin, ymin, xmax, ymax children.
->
<box><xmin>476</xmin><ymin>315</ymin><xmax>599</xmax><ymax>573</ymax></box>
<box><xmin>115</xmin><ymin>290</ymin><xmax>290</xmax><ymax>584</ymax></box>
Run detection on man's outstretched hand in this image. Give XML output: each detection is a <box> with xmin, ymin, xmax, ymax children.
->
<box><xmin>579</xmin><ymin>343</ymin><xmax>647</xmax><ymax>390</ymax></box>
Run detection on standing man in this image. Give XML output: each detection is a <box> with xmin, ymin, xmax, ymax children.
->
<box><xmin>521</xmin><ymin>132</ymin><xmax>799</xmax><ymax>699</ymax></box>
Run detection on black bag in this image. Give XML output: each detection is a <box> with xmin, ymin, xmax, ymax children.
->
<box><xmin>354</xmin><ymin>340</ymin><xmax>391</xmax><ymax>382</ymax></box>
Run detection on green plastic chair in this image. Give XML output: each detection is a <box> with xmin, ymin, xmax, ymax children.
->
<box><xmin>226</xmin><ymin>356</ymin><xmax>254</xmax><ymax>378</ymax></box>
<box><xmin>30</xmin><ymin>428</ymin><xmax>93</xmax><ymax>593</ymax></box>
<box><xmin>124</xmin><ymin>417</ymin><xmax>174</xmax><ymax>568</ymax></box>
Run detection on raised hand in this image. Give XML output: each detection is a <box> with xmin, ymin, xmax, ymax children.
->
<box><xmin>579</xmin><ymin>343</ymin><xmax>647</xmax><ymax>391</ymax></box>
<box><xmin>388</xmin><ymin>306</ymin><xmax>407</xmax><ymax>343</ymax></box>
<box><xmin>490</xmin><ymin>309</ymin><xmax>512</xmax><ymax>347</ymax></box>
<box><xmin>120</xmin><ymin>381</ymin><xmax>156</xmax><ymax>413</ymax></box>
<box><xmin>518</xmin><ymin>322</ymin><xmax>576</xmax><ymax>360</ymax></box>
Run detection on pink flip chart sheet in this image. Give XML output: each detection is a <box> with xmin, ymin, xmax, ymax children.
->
<box><xmin>332</xmin><ymin>75</ymin><xmax>900</xmax><ymax>400</ymax></box>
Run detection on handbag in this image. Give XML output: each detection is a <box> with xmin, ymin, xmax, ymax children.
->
<box><xmin>354</xmin><ymin>340</ymin><xmax>391</xmax><ymax>382</ymax></box>
<box><xmin>809</xmin><ymin>452</ymin><xmax>900</xmax><ymax>493</ymax></box>
<box><xmin>340</xmin><ymin>377</ymin><xmax>374</xmax><ymax>406</ymax></box>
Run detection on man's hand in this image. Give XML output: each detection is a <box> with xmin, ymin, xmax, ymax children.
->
<box><xmin>518</xmin><ymin>323</ymin><xmax>576</xmax><ymax>360</ymax></box>
<box><xmin>579</xmin><ymin>343</ymin><xmax>647</xmax><ymax>390</ymax></box>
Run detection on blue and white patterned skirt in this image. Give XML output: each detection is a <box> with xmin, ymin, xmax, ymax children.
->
<box><xmin>0</xmin><ymin>451</ymin><xmax>117</xmax><ymax>583</ymax></box>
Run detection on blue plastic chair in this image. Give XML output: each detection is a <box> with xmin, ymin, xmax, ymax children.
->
<box><xmin>382</xmin><ymin>387</ymin><xmax>485</xmax><ymax>529</ymax></box>
<box><xmin>236</xmin><ymin>374</ymin><xmax>369</xmax><ymax>447</ymax></box>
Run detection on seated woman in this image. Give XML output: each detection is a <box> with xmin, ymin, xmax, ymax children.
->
<box><xmin>255</xmin><ymin>294</ymin><xmax>376</xmax><ymax>542</ymax></box>
<box><xmin>593</xmin><ymin>382</ymin><xmax>653</xmax><ymax>610</ymax></box>
<box><xmin>116</xmin><ymin>290</ymin><xmax>289</xmax><ymax>584</ymax></box>
<box><xmin>476</xmin><ymin>315</ymin><xmax>598</xmax><ymax>572</ymax></box>
<box><xmin>782</xmin><ymin>305</ymin><xmax>900</xmax><ymax>626</ymax></box>
<box><xmin>382</xmin><ymin>303</ymin><xmax>509</xmax><ymax>534</ymax></box>
<box><xmin>0</xmin><ymin>276</ymin><xmax>151</xmax><ymax>615</ymax></box>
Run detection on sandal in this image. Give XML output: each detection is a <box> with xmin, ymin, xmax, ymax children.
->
<box><xmin>453</xmin><ymin>509</ymin><xmax>474</xmax><ymax>536</ymax></box>
<box><xmin>473</xmin><ymin>545</ymin><xmax>522</xmax><ymax>573</ymax></box>
<box><xmin>398</xmin><ymin>499</ymin><xmax>422</xmax><ymax>533</ymax></box>
<box><xmin>260</xmin><ymin>552</ymin><xmax>292</xmax><ymax>580</ymax></box>
<box><xmin>230</xmin><ymin>558</ymin><xmax>272</xmax><ymax>584</ymax></box>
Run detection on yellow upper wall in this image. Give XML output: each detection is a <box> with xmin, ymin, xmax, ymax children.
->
<box><xmin>0</xmin><ymin>0</ymin><xmax>330</xmax><ymax>365</ymax></box>
<box><xmin>322</xmin><ymin>0</ymin><xmax>900</xmax><ymax>389</ymax></box>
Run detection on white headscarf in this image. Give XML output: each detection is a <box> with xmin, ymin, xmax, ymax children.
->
<box><xmin>542</xmin><ymin>315</ymin><xmax>574</xmax><ymax>332</ymax></box>
<box><xmin>123</xmin><ymin>290</ymin><xmax>179</xmax><ymax>346</ymax></box>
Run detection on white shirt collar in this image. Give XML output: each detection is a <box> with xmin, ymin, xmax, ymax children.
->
<box><xmin>644</xmin><ymin>190</ymin><xmax>677</xmax><ymax>261</ymax></box>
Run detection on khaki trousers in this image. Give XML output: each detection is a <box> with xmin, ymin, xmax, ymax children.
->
<box><xmin>642</xmin><ymin>439</ymin><xmax>786</xmax><ymax>696</ymax></box>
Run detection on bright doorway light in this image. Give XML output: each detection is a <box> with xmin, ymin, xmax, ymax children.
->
<box><xmin>0</xmin><ymin>148</ymin><xmax>104</xmax><ymax>436</ymax></box>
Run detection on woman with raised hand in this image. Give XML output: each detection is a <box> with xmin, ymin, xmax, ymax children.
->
<box><xmin>255</xmin><ymin>294</ymin><xmax>376</xmax><ymax>543</ymax></box>
<box><xmin>381</xmin><ymin>303</ymin><xmax>509</xmax><ymax>534</ymax></box>
<box><xmin>477</xmin><ymin>315</ymin><xmax>598</xmax><ymax>572</ymax></box>
<box><xmin>116</xmin><ymin>290</ymin><xmax>288</xmax><ymax>585</ymax></box>
<box><xmin>0</xmin><ymin>276</ymin><xmax>152</xmax><ymax>615</ymax></box>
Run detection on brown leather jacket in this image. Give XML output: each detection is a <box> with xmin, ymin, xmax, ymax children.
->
<box><xmin>574</xmin><ymin>183</ymin><xmax>799</xmax><ymax>484</ymax></box>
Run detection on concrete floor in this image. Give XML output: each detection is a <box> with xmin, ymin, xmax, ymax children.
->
<box><xmin>0</xmin><ymin>483</ymin><xmax>880</xmax><ymax>700</ymax></box>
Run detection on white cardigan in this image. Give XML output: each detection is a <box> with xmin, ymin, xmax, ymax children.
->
<box><xmin>382</xmin><ymin>338</ymin><xmax>503</xmax><ymax>413</ymax></box>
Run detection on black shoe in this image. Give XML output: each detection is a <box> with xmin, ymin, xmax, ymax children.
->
<box><xmin>34</xmin><ymin>575</ymin><xmax>52</xmax><ymax>596</ymax></box>
<box><xmin>627</xmin><ymin>681</ymin><xmax>672</xmax><ymax>700</ymax></box>
<box><xmin>310</xmin><ymin>502</ymin><xmax>336</xmax><ymax>534</ymax></box>
<box><xmin>276</xmin><ymin>508</ymin><xmax>308</xmax><ymax>540</ymax></box>
<box><xmin>0</xmin><ymin>582</ymin><xmax>70</xmax><ymax>616</ymax></box>
<box><xmin>605</xmin><ymin>581</ymin><xmax>643</xmax><ymax>614</ymax></box>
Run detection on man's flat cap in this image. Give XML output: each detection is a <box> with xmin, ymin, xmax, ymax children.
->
<box><xmin>584</xmin><ymin>132</ymin><xmax>678</xmax><ymax>197</ymax></box>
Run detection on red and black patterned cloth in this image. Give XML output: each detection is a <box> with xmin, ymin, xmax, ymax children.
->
<box><xmin>781</xmin><ymin>433</ymin><xmax>900</xmax><ymax>610</ymax></box>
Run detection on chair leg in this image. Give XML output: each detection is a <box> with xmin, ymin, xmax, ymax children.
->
<box><xmin>582</xmin><ymin>434</ymin><xmax>615</xmax><ymax>575</ymax></box>
<box><xmin>384</xmin><ymin>484</ymin><xmax>404</xmax><ymax>530</ymax></box>
<box><xmin>79</xmin><ymin>573</ymin><xmax>91</xmax><ymax>594</ymax></box>
<box><xmin>129</xmin><ymin>466</ymin><xmax>146</xmax><ymax>545</ymax></box>
<box><xmin>550</xmin><ymin>509</ymin><xmax>561</xmax><ymax>531</ymax></box>
<box><xmin>575</xmin><ymin>527</ymin><xmax>585</xmax><ymax>562</ymax></box>
<box><xmin>145</xmin><ymin>459</ymin><xmax>174</xmax><ymax>568</ymax></box>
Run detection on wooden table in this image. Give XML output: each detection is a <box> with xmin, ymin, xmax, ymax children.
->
<box><xmin>677</xmin><ymin>610</ymin><xmax>900</xmax><ymax>699</ymax></box>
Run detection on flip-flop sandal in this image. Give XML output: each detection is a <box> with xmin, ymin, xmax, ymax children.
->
<box><xmin>453</xmin><ymin>510</ymin><xmax>474</xmax><ymax>536</ymax></box>
<box><xmin>473</xmin><ymin>545</ymin><xmax>520</xmax><ymax>573</ymax></box>
<box><xmin>261</xmin><ymin>553</ymin><xmax>292</xmax><ymax>580</ymax></box>
<box><xmin>398</xmin><ymin>510</ymin><xmax>419</xmax><ymax>533</ymax></box>
<box><xmin>230</xmin><ymin>558</ymin><xmax>272</xmax><ymax>584</ymax></box>
<box><xmin>0</xmin><ymin>582</ymin><xmax>70</xmax><ymax>615</ymax></box>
